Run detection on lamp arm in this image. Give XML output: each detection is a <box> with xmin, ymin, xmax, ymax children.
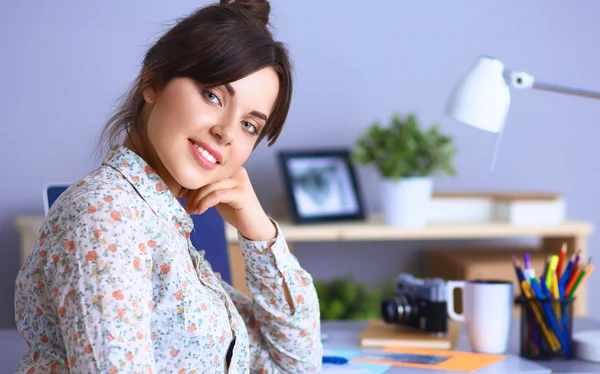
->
<box><xmin>532</xmin><ymin>81</ymin><xmax>600</xmax><ymax>99</ymax></box>
<box><xmin>505</xmin><ymin>70</ymin><xmax>600</xmax><ymax>99</ymax></box>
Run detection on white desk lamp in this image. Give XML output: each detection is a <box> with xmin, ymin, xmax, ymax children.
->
<box><xmin>447</xmin><ymin>55</ymin><xmax>600</xmax><ymax>363</ymax></box>
<box><xmin>445</xmin><ymin>55</ymin><xmax>600</xmax><ymax>170</ymax></box>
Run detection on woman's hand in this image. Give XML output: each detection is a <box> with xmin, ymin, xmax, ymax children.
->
<box><xmin>183</xmin><ymin>167</ymin><xmax>276</xmax><ymax>241</ymax></box>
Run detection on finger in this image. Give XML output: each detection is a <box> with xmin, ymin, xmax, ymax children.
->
<box><xmin>178</xmin><ymin>188</ymin><xmax>189</xmax><ymax>199</ymax></box>
<box><xmin>196</xmin><ymin>178</ymin><xmax>237</xmax><ymax>200</ymax></box>
<box><xmin>193</xmin><ymin>187</ymin><xmax>238</xmax><ymax>215</ymax></box>
<box><xmin>185</xmin><ymin>178</ymin><xmax>236</xmax><ymax>212</ymax></box>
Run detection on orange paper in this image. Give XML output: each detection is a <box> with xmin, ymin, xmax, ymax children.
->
<box><xmin>352</xmin><ymin>346</ymin><xmax>505</xmax><ymax>372</ymax></box>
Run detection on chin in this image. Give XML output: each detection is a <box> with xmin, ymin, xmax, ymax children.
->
<box><xmin>164</xmin><ymin>148</ymin><xmax>213</xmax><ymax>191</ymax></box>
<box><xmin>174</xmin><ymin>170</ymin><xmax>209</xmax><ymax>191</ymax></box>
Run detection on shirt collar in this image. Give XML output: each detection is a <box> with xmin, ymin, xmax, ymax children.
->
<box><xmin>103</xmin><ymin>145</ymin><xmax>193</xmax><ymax>237</ymax></box>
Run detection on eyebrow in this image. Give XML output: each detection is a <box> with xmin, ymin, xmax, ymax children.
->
<box><xmin>223</xmin><ymin>83</ymin><xmax>269</xmax><ymax>121</ymax></box>
<box><xmin>224</xmin><ymin>83</ymin><xmax>236</xmax><ymax>97</ymax></box>
<box><xmin>250</xmin><ymin>110</ymin><xmax>268</xmax><ymax>121</ymax></box>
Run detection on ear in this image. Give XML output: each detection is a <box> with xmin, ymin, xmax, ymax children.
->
<box><xmin>141</xmin><ymin>68</ymin><xmax>157</xmax><ymax>104</ymax></box>
<box><xmin>143</xmin><ymin>87</ymin><xmax>157</xmax><ymax>104</ymax></box>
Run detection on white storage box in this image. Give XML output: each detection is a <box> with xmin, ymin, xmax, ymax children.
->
<box><xmin>430</xmin><ymin>192</ymin><xmax>566</xmax><ymax>225</ymax></box>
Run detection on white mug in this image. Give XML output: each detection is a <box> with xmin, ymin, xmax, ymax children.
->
<box><xmin>447</xmin><ymin>280</ymin><xmax>514</xmax><ymax>354</ymax></box>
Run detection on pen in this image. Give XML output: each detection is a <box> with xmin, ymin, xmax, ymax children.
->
<box><xmin>521</xmin><ymin>280</ymin><xmax>561</xmax><ymax>351</ymax></box>
<box><xmin>514</xmin><ymin>257</ymin><xmax>542</xmax><ymax>349</ymax></box>
<box><xmin>528</xmin><ymin>272</ymin><xmax>571</xmax><ymax>355</ymax></box>
<box><xmin>524</xmin><ymin>252</ymin><xmax>531</xmax><ymax>270</ymax></box>
<box><xmin>559</xmin><ymin>255</ymin><xmax>575</xmax><ymax>288</ymax></box>
<box><xmin>513</xmin><ymin>248</ymin><xmax>593</xmax><ymax>358</ymax></box>
<box><xmin>540</xmin><ymin>279</ymin><xmax>551</xmax><ymax>299</ymax></box>
<box><xmin>322</xmin><ymin>356</ymin><xmax>349</xmax><ymax>365</ymax></box>
<box><xmin>512</xmin><ymin>256</ymin><xmax>526</xmax><ymax>292</ymax></box>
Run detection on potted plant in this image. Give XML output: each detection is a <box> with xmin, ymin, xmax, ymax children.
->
<box><xmin>314</xmin><ymin>273</ymin><xmax>393</xmax><ymax>321</ymax></box>
<box><xmin>351</xmin><ymin>112</ymin><xmax>457</xmax><ymax>228</ymax></box>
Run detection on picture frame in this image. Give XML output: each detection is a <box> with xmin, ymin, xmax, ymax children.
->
<box><xmin>277</xmin><ymin>149</ymin><xmax>366</xmax><ymax>224</ymax></box>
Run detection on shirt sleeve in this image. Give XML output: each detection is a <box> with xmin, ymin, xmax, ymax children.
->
<box><xmin>45</xmin><ymin>202</ymin><xmax>155</xmax><ymax>373</ymax></box>
<box><xmin>219</xmin><ymin>219</ymin><xmax>323</xmax><ymax>373</ymax></box>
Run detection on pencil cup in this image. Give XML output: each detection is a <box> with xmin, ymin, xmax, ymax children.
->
<box><xmin>517</xmin><ymin>296</ymin><xmax>575</xmax><ymax>360</ymax></box>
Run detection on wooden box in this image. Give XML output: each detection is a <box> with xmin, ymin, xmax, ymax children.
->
<box><xmin>425</xmin><ymin>248</ymin><xmax>553</xmax><ymax>316</ymax></box>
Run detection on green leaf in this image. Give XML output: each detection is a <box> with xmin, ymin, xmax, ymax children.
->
<box><xmin>351</xmin><ymin>112</ymin><xmax>458</xmax><ymax>179</ymax></box>
<box><xmin>325</xmin><ymin>299</ymin><xmax>346</xmax><ymax>320</ymax></box>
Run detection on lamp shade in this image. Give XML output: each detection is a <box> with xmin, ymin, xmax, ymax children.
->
<box><xmin>446</xmin><ymin>56</ymin><xmax>511</xmax><ymax>133</ymax></box>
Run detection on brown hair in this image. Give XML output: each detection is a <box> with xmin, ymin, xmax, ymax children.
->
<box><xmin>98</xmin><ymin>0</ymin><xmax>292</xmax><ymax>156</ymax></box>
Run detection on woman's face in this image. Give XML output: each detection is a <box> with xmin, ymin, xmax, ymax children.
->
<box><xmin>143</xmin><ymin>67</ymin><xmax>279</xmax><ymax>194</ymax></box>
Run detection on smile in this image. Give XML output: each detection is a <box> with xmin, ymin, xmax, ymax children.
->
<box><xmin>194</xmin><ymin>143</ymin><xmax>217</xmax><ymax>164</ymax></box>
<box><xmin>188</xmin><ymin>140</ymin><xmax>222</xmax><ymax>170</ymax></box>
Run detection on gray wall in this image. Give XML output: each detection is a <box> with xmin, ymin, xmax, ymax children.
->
<box><xmin>2</xmin><ymin>0</ymin><xmax>600</xmax><ymax>328</ymax></box>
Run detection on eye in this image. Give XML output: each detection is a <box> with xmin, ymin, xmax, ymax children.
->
<box><xmin>203</xmin><ymin>90</ymin><xmax>221</xmax><ymax>105</ymax></box>
<box><xmin>242</xmin><ymin>121</ymin><xmax>258</xmax><ymax>134</ymax></box>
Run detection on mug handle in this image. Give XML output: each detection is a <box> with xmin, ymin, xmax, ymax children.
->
<box><xmin>446</xmin><ymin>280</ymin><xmax>465</xmax><ymax>323</ymax></box>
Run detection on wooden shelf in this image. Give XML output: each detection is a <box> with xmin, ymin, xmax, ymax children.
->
<box><xmin>14</xmin><ymin>214</ymin><xmax>595</xmax><ymax>316</ymax></box>
<box><xmin>14</xmin><ymin>215</ymin><xmax>44</xmax><ymax>232</ymax></box>
<box><xmin>225</xmin><ymin>215</ymin><xmax>594</xmax><ymax>243</ymax></box>
<box><xmin>16</xmin><ymin>214</ymin><xmax>594</xmax><ymax>244</ymax></box>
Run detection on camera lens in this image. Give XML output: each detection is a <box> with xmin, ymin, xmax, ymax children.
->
<box><xmin>380</xmin><ymin>295</ymin><xmax>414</xmax><ymax>324</ymax></box>
<box><xmin>381</xmin><ymin>297</ymin><xmax>399</xmax><ymax>323</ymax></box>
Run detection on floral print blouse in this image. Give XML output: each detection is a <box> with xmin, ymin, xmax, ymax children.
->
<box><xmin>14</xmin><ymin>146</ymin><xmax>322</xmax><ymax>373</ymax></box>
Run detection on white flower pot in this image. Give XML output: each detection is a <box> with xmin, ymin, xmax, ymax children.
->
<box><xmin>380</xmin><ymin>177</ymin><xmax>433</xmax><ymax>228</ymax></box>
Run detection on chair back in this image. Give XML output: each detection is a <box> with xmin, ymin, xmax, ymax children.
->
<box><xmin>43</xmin><ymin>184</ymin><xmax>231</xmax><ymax>284</ymax></box>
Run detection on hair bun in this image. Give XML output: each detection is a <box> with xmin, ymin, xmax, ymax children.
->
<box><xmin>221</xmin><ymin>0</ymin><xmax>271</xmax><ymax>26</ymax></box>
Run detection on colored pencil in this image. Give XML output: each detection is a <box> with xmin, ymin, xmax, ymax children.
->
<box><xmin>520</xmin><ymin>280</ymin><xmax>561</xmax><ymax>351</ymax></box>
<box><xmin>565</xmin><ymin>264</ymin><xmax>583</xmax><ymax>297</ymax></box>
<box><xmin>569</xmin><ymin>264</ymin><xmax>594</xmax><ymax>298</ymax></box>
<box><xmin>512</xmin><ymin>248</ymin><xmax>593</xmax><ymax>357</ymax></box>
<box><xmin>556</xmin><ymin>243</ymin><xmax>567</xmax><ymax>278</ymax></box>
<box><xmin>559</xmin><ymin>254</ymin><xmax>576</xmax><ymax>287</ymax></box>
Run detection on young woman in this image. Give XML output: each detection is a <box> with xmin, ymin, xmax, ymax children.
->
<box><xmin>14</xmin><ymin>1</ymin><xmax>322</xmax><ymax>372</ymax></box>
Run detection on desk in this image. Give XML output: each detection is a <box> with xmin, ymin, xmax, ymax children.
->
<box><xmin>2</xmin><ymin>319</ymin><xmax>600</xmax><ymax>373</ymax></box>
<box><xmin>322</xmin><ymin>319</ymin><xmax>600</xmax><ymax>373</ymax></box>
<box><xmin>14</xmin><ymin>215</ymin><xmax>594</xmax><ymax>313</ymax></box>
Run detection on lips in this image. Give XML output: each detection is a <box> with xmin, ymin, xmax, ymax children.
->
<box><xmin>188</xmin><ymin>139</ymin><xmax>223</xmax><ymax>170</ymax></box>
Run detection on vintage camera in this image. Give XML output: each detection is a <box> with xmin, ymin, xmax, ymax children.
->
<box><xmin>380</xmin><ymin>274</ymin><xmax>448</xmax><ymax>335</ymax></box>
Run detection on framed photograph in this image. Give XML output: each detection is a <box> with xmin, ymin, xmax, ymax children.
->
<box><xmin>278</xmin><ymin>149</ymin><xmax>366</xmax><ymax>224</ymax></box>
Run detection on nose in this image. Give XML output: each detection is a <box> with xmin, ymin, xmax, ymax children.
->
<box><xmin>210</xmin><ymin>120</ymin><xmax>235</xmax><ymax>145</ymax></box>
